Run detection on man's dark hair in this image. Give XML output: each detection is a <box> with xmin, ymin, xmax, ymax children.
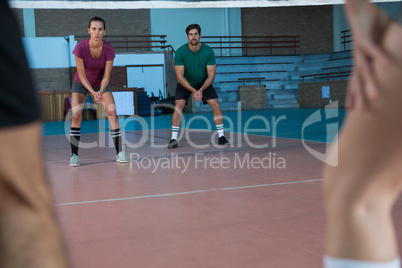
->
<box><xmin>185</xmin><ymin>24</ymin><xmax>201</xmax><ymax>35</ymax></box>
<box><xmin>88</xmin><ymin>16</ymin><xmax>106</xmax><ymax>30</ymax></box>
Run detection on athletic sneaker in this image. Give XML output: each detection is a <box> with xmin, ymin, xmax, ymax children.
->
<box><xmin>218</xmin><ymin>136</ymin><xmax>230</xmax><ymax>146</ymax></box>
<box><xmin>167</xmin><ymin>139</ymin><xmax>178</xmax><ymax>149</ymax></box>
<box><xmin>70</xmin><ymin>153</ymin><xmax>80</xmax><ymax>167</ymax></box>
<box><xmin>116</xmin><ymin>151</ymin><xmax>129</xmax><ymax>163</ymax></box>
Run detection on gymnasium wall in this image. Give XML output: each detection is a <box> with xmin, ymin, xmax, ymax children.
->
<box><xmin>22</xmin><ymin>36</ymin><xmax>168</xmax><ymax>92</ymax></box>
<box><xmin>15</xmin><ymin>6</ymin><xmax>337</xmax><ymax>97</ymax></box>
<box><xmin>164</xmin><ymin>53</ymin><xmax>177</xmax><ymax>98</ymax></box>
<box><xmin>298</xmin><ymin>80</ymin><xmax>347</xmax><ymax>108</ymax></box>
<box><xmin>13</xmin><ymin>6</ymin><xmax>335</xmax><ymax>53</ymax></box>
<box><xmin>150</xmin><ymin>8</ymin><xmax>242</xmax><ymax>53</ymax></box>
<box><xmin>241</xmin><ymin>5</ymin><xmax>333</xmax><ymax>54</ymax></box>
<box><xmin>11</xmin><ymin>8</ymin><xmax>24</xmax><ymax>36</ymax></box>
<box><xmin>22</xmin><ymin>37</ymin><xmax>72</xmax><ymax>91</ymax></box>
<box><xmin>332</xmin><ymin>2</ymin><xmax>402</xmax><ymax>52</ymax></box>
<box><xmin>34</xmin><ymin>9</ymin><xmax>150</xmax><ymax>37</ymax></box>
<box><xmin>31</xmin><ymin>68</ymin><xmax>71</xmax><ymax>92</ymax></box>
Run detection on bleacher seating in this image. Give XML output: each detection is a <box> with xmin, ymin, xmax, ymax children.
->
<box><xmin>205</xmin><ymin>50</ymin><xmax>352</xmax><ymax>111</ymax></box>
<box><xmin>136</xmin><ymin>91</ymin><xmax>160</xmax><ymax>116</ymax></box>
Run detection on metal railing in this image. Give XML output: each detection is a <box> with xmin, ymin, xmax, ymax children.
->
<box><xmin>300</xmin><ymin>71</ymin><xmax>352</xmax><ymax>83</ymax></box>
<box><xmin>75</xmin><ymin>35</ymin><xmax>172</xmax><ymax>53</ymax></box>
<box><xmin>201</xmin><ymin>35</ymin><xmax>300</xmax><ymax>56</ymax></box>
<box><xmin>341</xmin><ymin>30</ymin><xmax>352</xmax><ymax>51</ymax></box>
<box><xmin>76</xmin><ymin>35</ymin><xmax>300</xmax><ymax>56</ymax></box>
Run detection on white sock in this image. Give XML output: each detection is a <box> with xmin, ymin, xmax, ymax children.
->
<box><xmin>216</xmin><ymin>124</ymin><xmax>224</xmax><ymax>138</ymax></box>
<box><xmin>171</xmin><ymin>126</ymin><xmax>179</xmax><ymax>140</ymax></box>
<box><xmin>324</xmin><ymin>256</ymin><xmax>401</xmax><ymax>268</ymax></box>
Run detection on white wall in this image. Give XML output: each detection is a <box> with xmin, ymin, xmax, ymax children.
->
<box><xmin>22</xmin><ymin>9</ymin><xmax>35</xmax><ymax>37</ymax></box>
<box><xmin>332</xmin><ymin>4</ymin><xmax>347</xmax><ymax>52</ymax></box>
<box><xmin>22</xmin><ymin>37</ymin><xmax>70</xmax><ymax>68</ymax></box>
<box><xmin>377</xmin><ymin>1</ymin><xmax>402</xmax><ymax>19</ymax></box>
<box><xmin>114</xmin><ymin>53</ymin><xmax>165</xmax><ymax>67</ymax></box>
<box><xmin>127</xmin><ymin>66</ymin><xmax>165</xmax><ymax>98</ymax></box>
<box><xmin>333</xmin><ymin>2</ymin><xmax>402</xmax><ymax>52</ymax></box>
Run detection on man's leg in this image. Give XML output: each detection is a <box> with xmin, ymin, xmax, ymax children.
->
<box><xmin>0</xmin><ymin>122</ymin><xmax>68</xmax><ymax>268</ymax></box>
<box><xmin>207</xmin><ymin>98</ymin><xmax>229</xmax><ymax>146</ymax></box>
<box><xmin>168</xmin><ymin>99</ymin><xmax>186</xmax><ymax>148</ymax></box>
<box><xmin>207</xmin><ymin>98</ymin><xmax>223</xmax><ymax>126</ymax></box>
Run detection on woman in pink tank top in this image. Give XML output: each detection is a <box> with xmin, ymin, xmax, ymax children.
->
<box><xmin>69</xmin><ymin>17</ymin><xmax>129</xmax><ymax>166</ymax></box>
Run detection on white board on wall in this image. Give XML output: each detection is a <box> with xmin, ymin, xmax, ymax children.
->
<box><xmin>111</xmin><ymin>92</ymin><xmax>134</xmax><ymax>116</ymax></box>
<box><xmin>126</xmin><ymin>65</ymin><xmax>165</xmax><ymax>99</ymax></box>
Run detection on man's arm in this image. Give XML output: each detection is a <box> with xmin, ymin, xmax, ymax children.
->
<box><xmin>0</xmin><ymin>122</ymin><xmax>68</xmax><ymax>268</ymax></box>
<box><xmin>199</xmin><ymin>64</ymin><xmax>216</xmax><ymax>93</ymax></box>
<box><xmin>195</xmin><ymin>64</ymin><xmax>216</xmax><ymax>101</ymax></box>
<box><xmin>174</xmin><ymin>65</ymin><xmax>201</xmax><ymax>101</ymax></box>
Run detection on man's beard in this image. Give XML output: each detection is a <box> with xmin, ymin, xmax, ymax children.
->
<box><xmin>190</xmin><ymin>40</ymin><xmax>199</xmax><ymax>46</ymax></box>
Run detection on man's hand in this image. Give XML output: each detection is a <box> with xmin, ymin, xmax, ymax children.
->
<box><xmin>194</xmin><ymin>91</ymin><xmax>202</xmax><ymax>102</ymax></box>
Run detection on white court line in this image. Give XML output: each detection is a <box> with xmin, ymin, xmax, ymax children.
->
<box><xmin>55</xmin><ymin>178</ymin><xmax>323</xmax><ymax>206</ymax></box>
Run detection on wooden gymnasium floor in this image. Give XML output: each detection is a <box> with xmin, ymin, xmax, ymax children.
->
<box><xmin>41</xmin><ymin>108</ymin><xmax>402</xmax><ymax>268</ymax></box>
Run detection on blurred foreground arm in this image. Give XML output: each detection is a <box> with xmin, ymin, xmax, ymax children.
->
<box><xmin>0</xmin><ymin>0</ymin><xmax>68</xmax><ymax>266</ymax></box>
<box><xmin>345</xmin><ymin>0</ymin><xmax>393</xmax><ymax>110</ymax></box>
<box><xmin>0</xmin><ymin>122</ymin><xmax>68</xmax><ymax>268</ymax></box>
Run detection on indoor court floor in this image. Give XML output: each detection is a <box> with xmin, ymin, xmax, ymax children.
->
<box><xmin>41</xmin><ymin>108</ymin><xmax>402</xmax><ymax>268</ymax></box>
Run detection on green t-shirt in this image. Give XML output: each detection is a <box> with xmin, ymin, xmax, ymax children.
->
<box><xmin>174</xmin><ymin>43</ymin><xmax>216</xmax><ymax>87</ymax></box>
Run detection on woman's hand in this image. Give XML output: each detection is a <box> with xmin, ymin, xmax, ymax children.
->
<box><xmin>94</xmin><ymin>91</ymin><xmax>103</xmax><ymax>103</ymax></box>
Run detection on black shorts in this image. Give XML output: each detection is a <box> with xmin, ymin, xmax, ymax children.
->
<box><xmin>175</xmin><ymin>83</ymin><xmax>218</xmax><ymax>105</ymax></box>
<box><xmin>71</xmin><ymin>80</ymin><xmax>112</xmax><ymax>95</ymax></box>
<box><xmin>0</xmin><ymin>0</ymin><xmax>40</xmax><ymax>127</ymax></box>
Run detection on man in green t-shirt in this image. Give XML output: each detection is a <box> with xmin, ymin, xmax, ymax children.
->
<box><xmin>168</xmin><ymin>24</ymin><xmax>229</xmax><ymax>149</ymax></box>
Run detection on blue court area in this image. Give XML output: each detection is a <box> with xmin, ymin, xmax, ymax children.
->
<box><xmin>42</xmin><ymin>108</ymin><xmax>346</xmax><ymax>143</ymax></box>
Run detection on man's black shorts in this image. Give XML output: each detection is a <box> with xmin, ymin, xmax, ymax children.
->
<box><xmin>175</xmin><ymin>83</ymin><xmax>218</xmax><ymax>105</ymax></box>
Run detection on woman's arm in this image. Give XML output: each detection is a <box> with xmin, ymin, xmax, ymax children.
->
<box><xmin>75</xmin><ymin>56</ymin><xmax>97</xmax><ymax>97</ymax></box>
<box><xmin>99</xmin><ymin>60</ymin><xmax>113</xmax><ymax>95</ymax></box>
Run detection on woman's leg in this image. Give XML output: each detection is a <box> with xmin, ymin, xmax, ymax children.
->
<box><xmin>101</xmin><ymin>92</ymin><xmax>119</xmax><ymax>130</ymax></box>
<box><xmin>70</xmin><ymin>92</ymin><xmax>87</xmax><ymax>129</ymax></box>
<box><xmin>101</xmin><ymin>92</ymin><xmax>128</xmax><ymax>162</ymax></box>
<box><xmin>323</xmin><ymin>21</ymin><xmax>402</xmax><ymax>263</ymax></box>
<box><xmin>69</xmin><ymin>93</ymin><xmax>87</xmax><ymax>166</ymax></box>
